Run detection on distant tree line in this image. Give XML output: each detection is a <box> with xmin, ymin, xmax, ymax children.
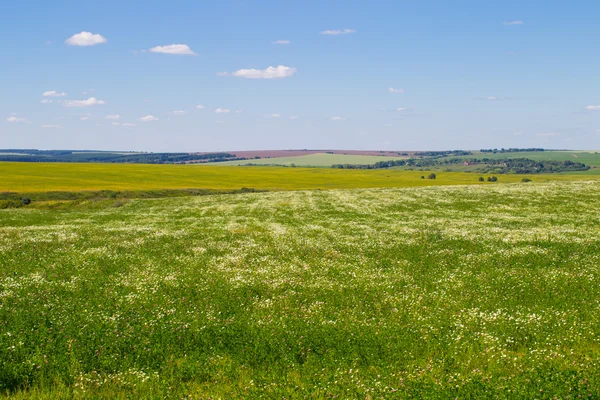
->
<box><xmin>480</xmin><ymin>148</ymin><xmax>544</xmax><ymax>153</ymax></box>
<box><xmin>0</xmin><ymin>149</ymin><xmax>241</xmax><ymax>164</ymax></box>
<box><xmin>413</xmin><ymin>150</ymin><xmax>472</xmax><ymax>157</ymax></box>
<box><xmin>333</xmin><ymin>157</ymin><xmax>590</xmax><ymax>174</ymax></box>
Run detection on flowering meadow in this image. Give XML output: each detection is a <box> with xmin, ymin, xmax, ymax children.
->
<box><xmin>1</xmin><ymin>181</ymin><xmax>600</xmax><ymax>398</ymax></box>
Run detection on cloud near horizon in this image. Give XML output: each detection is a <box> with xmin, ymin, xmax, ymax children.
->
<box><xmin>320</xmin><ymin>29</ymin><xmax>356</xmax><ymax>35</ymax></box>
<box><xmin>220</xmin><ymin>65</ymin><xmax>297</xmax><ymax>79</ymax></box>
<box><xmin>66</xmin><ymin>31</ymin><xmax>107</xmax><ymax>46</ymax></box>
<box><xmin>64</xmin><ymin>97</ymin><xmax>106</xmax><ymax>107</ymax></box>
<box><xmin>149</xmin><ymin>44</ymin><xmax>197</xmax><ymax>55</ymax></box>
<box><xmin>139</xmin><ymin>115</ymin><xmax>158</xmax><ymax>122</ymax></box>
<box><xmin>7</xmin><ymin>116</ymin><xmax>28</xmax><ymax>123</ymax></box>
<box><xmin>43</xmin><ymin>91</ymin><xmax>67</xmax><ymax>97</ymax></box>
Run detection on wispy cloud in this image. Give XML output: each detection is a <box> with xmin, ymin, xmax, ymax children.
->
<box><xmin>112</xmin><ymin>122</ymin><xmax>136</xmax><ymax>127</ymax></box>
<box><xmin>220</xmin><ymin>65</ymin><xmax>297</xmax><ymax>79</ymax></box>
<box><xmin>41</xmin><ymin>99</ymin><xmax>53</xmax><ymax>104</ymax></box>
<box><xmin>7</xmin><ymin>116</ymin><xmax>28</xmax><ymax>123</ymax></box>
<box><xmin>196</xmin><ymin>105</ymin><xmax>205</xmax><ymax>109</ymax></box>
<box><xmin>170</xmin><ymin>110</ymin><xmax>186</xmax><ymax>116</ymax></box>
<box><xmin>267</xmin><ymin>114</ymin><xmax>281</xmax><ymax>118</ymax></box>
<box><xmin>321</xmin><ymin>29</ymin><xmax>356</xmax><ymax>35</ymax></box>
<box><xmin>139</xmin><ymin>115</ymin><xmax>158</xmax><ymax>122</ymax></box>
<box><xmin>504</xmin><ymin>20</ymin><xmax>524</xmax><ymax>25</ymax></box>
<box><xmin>536</xmin><ymin>132</ymin><xmax>560</xmax><ymax>137</ymax></box>
<box><xmin>41</xmin><ymin>124</ymin><xmax>62</xmax><ymax>129</ymax></box>
<box><xmin>331</xmin><ymin>116</ymin><xmax>345</xmax><ymax>121</ymax></box>
<box><xmin>585</xmin><ymin>105</ymin><xmax>600</xmax><ymax>111</ymax></box>
<box><xmin>43</xmin><ymin>90</ymin><xmax>67</xmax><ymax>97</ymax></box>
<box><xmin>388</xmin><ymin>88</ymin><xmax>404</xmax><ymax>93</ymax></box>
<box><xmin>215</xmin><ymin>108</ymin><xmax>231</xmax><ymax>113</ymax></box>
<box><xmin>289</xmin><ymin>116</ymin><xmax>299</xmax><ymax>120</ymax></box>
<box><xmin>396</xmin><ymin>108</ymin><xmax>406</xmax><ymax>112</ymax></box>
<box><xmin>104</xmin><ymin>114</ymin><xmax>120</xmax><ymax>120</ymax></box>
<box><xmin>149</xmin><ymin>44</ymin><xmax>197</xmax><ymax>55</ymax></box>
<box><xmin>66</xmin><ymin>31</ymin><xmax>107</xmax><ymax>46</ymax></box>
<box><xmin>64</xmin><ymin>97</ymin><xmax>106</xmax><ymax>107</ymax></box>
<box><xmin>273</xmin><ymin>40</ymin><xmax>290</xmax><ymax>45</ymax></box>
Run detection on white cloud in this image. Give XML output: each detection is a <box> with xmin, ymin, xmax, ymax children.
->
<box><xmin>273</xmin><ymin>40</ymin><xmax>290</xmax><ymax>45</ymax></box>
<box><xmin>43</xmin><ymin>90</ymin><xmax>67</xmax><ymax>97</ymax></box>
<box><xmin>585</xmin><ymin>105</ymin><xmax>600</xmax><ymax>111</ymax></box>
<box><xmin>268</xmin><ymin>114</ymin><xmax>281</xmax><ymax>118</ymax></box>
<box><xmin>196</xmin><ymin>105</ymin><xmax>205</xmax><ymax>109</ymax></box>
<box><xmin>41</xmin><ymin>124</ymin><xmax>62</xmax><ymax>129</ymax></box>
<box><xmin>64</xmin><ymin>97</ymin><xmax>106</xmax><ymax>107</ymax></box>
<box><xmin>140</xmin><ymin>115</ymin><xmax>158</xmax><ymax>122</ymax></box>
<box><xmin>215</xmin><ymin>108</ymin><xmax>230</xmax><ymax>113</ymax></box>
<box><xmin>504</xmin><ymin>21</ymin><xmax>524</xmax><ymax>25</ymax></box>
<box><xmin>80</xmin><ymin>116</ymin><xmax>90</xmax><ymax>121</ymax></box>
<box><xmin>331</xmin><ymin>116</ymin><xmax>345</xmax><ymax>121</ymax></box>
<box><xmin>113</xmin><ymin>122</ymin><xmax>136</xmax><ymax>127</ymax></box>
<box><xmin>221</xmin><ymin>65</ymin><xmax>297</xmax><ymax>79</ymax></box>
<box><xmin>388</xmin><ymin>88</ymin><xmax>404</xmax><ymax>93</ymax></box>
<box><xmin>536</xmin><ymin>132</ymin><xmax>560</xmax><ymax>137</ymax></box>
<box><xmin>66</xmin><ymin>31</ymin><xmax>107</xmax><ymax>46</ymax></box>
<box><xmin>7</xmin><ymin>116</ymin><xmax>28</xmax><ymax>123</ymax></box>
<box><xmin>216</xmin><ymin>120</ymin><xmax>225</xmax><ymax>124</ymax></box>
<box><xmin>149</xmin><ymin>44</ymin><xmax>197</xmax><ymax>55</ymax></box>
<box><xmin>320</xmin><ymin>29</ymin><xmax>356</xmax><ymax>35</ymax></box>
<box><xmin>171</xmin><ymin>110</ymin><xmax>186</xmax><ymax>116</ymax></box>
<box><xmin>104</xmin><ymin>114</ymin><xmax>120</xmax><ymax>120</ymax></box>
<box><xmin>289</xmin><ymin>116</ymin><xmax>299</xmax><ymax>120</ymax></box>
<box><xmin>41</xmin><ymin>99</ymin><xmax>53</xmax><ymax>104</ymax></box>
<box><xmin>396</xmin><ymin>108</ymin><xmax>406</xmax><ymax>112</ymax></box>
<box><xmin>487</xmin><ymin>96</ymin><xmax>498</xmax><ymax>101</ymax></box>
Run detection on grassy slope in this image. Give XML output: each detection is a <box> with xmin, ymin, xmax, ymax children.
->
<box><xmin>1</xmin><ymin>182</ymin><xmax>600</xmax><ymax>398</ymax></box>
<box><xmin>209</xmin><ymin>153</ymin><xmax>406</xmax><ymax>166</ymax></box>
<box><xmin>0</xmin><ymin>162</ymin><xmax>594</xmax><ymax>193</ymax></box>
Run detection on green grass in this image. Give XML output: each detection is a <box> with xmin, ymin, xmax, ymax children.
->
<box><xmin>209</xmin><ymin>153</ymin><xmax>407</xmax><ymax>166</ymax></box>
<box><xmin>1</xmin><ymin>181</ymin><xmax>600</xmax><ymax>398</ymax></box>
<box><xmin>0</xmin><ymin>162</ymin><xmax>593</xmax><ymax>194</ymax></box>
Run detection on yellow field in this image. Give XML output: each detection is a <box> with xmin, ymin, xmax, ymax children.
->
<box><xmin>0</xmin><ymin>162</ymin><xmax>595</xmax><ymax>193</ymax></box>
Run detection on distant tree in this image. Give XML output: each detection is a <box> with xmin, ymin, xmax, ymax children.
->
<box><xmin>491</xmin><ymin>176</ymin><xmax>498</xmax><ymax>182</ymax></box>
<box><xmin>478</xmin><ymin>176</ymin><xmax>485</xmax><ymax>182</ymax></box>
<box><xmin>427</xmin><ymin>173</ymin><xmax>437</xmax><ymax>180</ymax></box>
<box><xmin>421</xmin><ymin>176</ymin><xmax>425</xmax><ymax>179</ymax></box>
<box><xmin>21</xmin><ymin>197</ymin><xmax>31</xmax><ymax>205</ymax></box>
<box><xmin>487</xmin><ymin>176</ymin><xmax>492</xmax><ymax>182</ymax></box>
<box><xmin>521</xmin><ymin>177</ymin><xmax>532</xmax><ymax>182</ymax></box>
<box><xmin>290</xmin><ymin>163</ymin><xmax>296</xmax><ymax>168</ymax></box>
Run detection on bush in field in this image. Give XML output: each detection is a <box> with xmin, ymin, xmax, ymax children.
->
<box><xmin>522</xmin><ymin>178</ymin><xmax>532</xmax><ymax>182</ymax></box>
<box><xmin>21</xmin><ymin>197</ymin><xmax>31</xmax><ymax>205</ymax></box>
<box><xmin>491</xmin><ymin>176</ymin><xmax>498</xmax><ymax>182</ymax></box>
<box><xmin>428</xmin><ymin>173</ymin><xmax>437</xmax><ymax>180</ymax></box>
<box><xmin>478</xmin><ymin>177</ymin><xmax>485</xmax><ymax>182</ymax></box>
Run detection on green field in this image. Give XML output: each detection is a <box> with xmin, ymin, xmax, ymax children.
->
<box><xmin>210</xmin><ymin>153</ymin><xmax>406</xmax><ymax>167</ymax></box>
<box><xmin>2</xmin><ymin>181</ymin><xmax>600</xmax><ymax>398</ymax></box>
<box><xmin>0</xmin><ymin>162</ymin><xmax>593</xmax><ymax>194</ymax></box>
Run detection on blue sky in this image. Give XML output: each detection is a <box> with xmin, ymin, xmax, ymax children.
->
<box><xmin>1</xmin><ymin>0</ymin><xmax>599</xmax><ymax>151</ymax></box>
